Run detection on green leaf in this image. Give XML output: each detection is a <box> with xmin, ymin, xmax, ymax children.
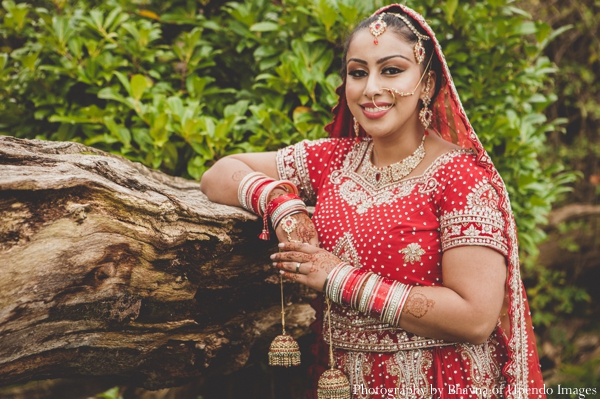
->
<box><xmin>96</xmin><ymin>386</ymin><xmax>122</xmax><ymax>399</ymax></box>
<box><xmin>113</xmin><ymin>71</ymin><xmax>132</xmax><ymax>97</ymax></box>
<box><xmin>514</xmin><ymin>21</ymin><xmax>537</xmax><ymax>36</ymax></box>
<box><xmin>97</xmin><ymin>87</ymin><xmax>128</xmax><ymax>106</ymax></box>
<box><xmin>187</xmin><ymin>156</ymin><xmax>208</xmax><ymax>180</ymax></box>
<box><xmin>150</xmin><ymin>113</ymin><xmax>169</xmax><ymax>144</ymax></box>
<box><xmin>314</xmin><ymin>0</ymin><xmax>336</xmax><ymax>32</ymax></box>
<box><xmin>167</xmin><ymin>96</ymin><xmax>185</xmax><ymax>121</ymax></box>
<box><xmin>130</xmin><ymin>74</ymin><xmax>149</xmax><ymax>101</ymax></box>
<box><xmin>0</xmin><ymin>53</ymin><xmax>8</xmax><ymax>70</ymax></box>
<box><xmin>444</xmin><ymin>0</ymin><xmax>459</xmax><ymax>23</ymax></box>
<box><xmin>3</xmin><ymin>1</ymin><xmax>30</xmax><ymax>32</ymax></box>
<box><xmin>337</xmin><ymin>3</ymin><xmax>359</xmax><ymax>24</ymax></box>
<box><xmin>104</xmin><ymin>7</ymin><xmax>126</xmax><ymax>32</ymax></box>
<box><xmin>250</xmin><ymin>21</ymin><xmax>279</xmax><ymax>32</ymax></box>
<box><xmin>104</xmin><ymin>116</ymin><xmax>131</xmax><ymax>147</ymax></box>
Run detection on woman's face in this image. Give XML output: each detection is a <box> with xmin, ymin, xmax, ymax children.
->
<box><xmin>345</xmin><ymin>28</ymin><xmax>426</xmax><ymax>140</ymax></box>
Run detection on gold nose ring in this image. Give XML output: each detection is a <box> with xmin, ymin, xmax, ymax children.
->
<box><xmin>371</xmin><ymin>89</ymin><xmax>397</xmax><ymax>111</ymax></box>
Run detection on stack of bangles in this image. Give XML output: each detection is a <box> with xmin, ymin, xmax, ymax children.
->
<box><xmin>324</xmin><ymin>263</ymin><xmax>413</xmax><ymax>327</ymax></box>
<box><xmin>238</xmin><ymin>172</ymin><xmax>308</xmax><ymax>241</ymax></box>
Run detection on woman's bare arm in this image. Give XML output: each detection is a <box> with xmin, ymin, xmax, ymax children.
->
<box><xmin>200</xmin><ymin>152</ymin><xmax>319</xmax><ymax>246</ymax></box>
<box><xmin>398</xmin><ymin>246</ymin><xmax>506</xmax><ymax>344</ymax></box>
<box><xmin>199</xmin><ymin>152</ymin><xmax>278</xmax><ymax>206</ymax></box>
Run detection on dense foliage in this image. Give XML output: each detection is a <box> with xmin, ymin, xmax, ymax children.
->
<box><xmin>0</xmin><ymin>0</ymin><xmax>573</xmax><ymax>259</ymax></box>
<box><xmin>517</xmin><ymin>0</ymin><xmax>600</xmax><ymax>391</ymax></box>
<box><xmin>534</xmin><ymin>0</ymin><xmax>600</xmax><ymax>205</ymax></box>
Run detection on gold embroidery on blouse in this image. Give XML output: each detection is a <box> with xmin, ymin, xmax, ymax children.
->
<box><xmin>440</xmin><ymin>180</ymin><xmax>508</xmax><ymax>255</ymax></box>
<box><xmin>338</xmin><ymin>179</ymin><xmax>415</xmax><ymax>214</ymax></box>
<box><xmin>276</xmin><ymin>139</ymin><xmax>327</xmax><ymax>204</ymax></box>
<box><xmin>331</xmin><ymin>140</ymin><xmax>471</xmax><ymax>213</ymax></box>
<box><xmin>332</xmin><ymin>232</ymin><xmax>361</xmax><ymax>268</ymax></box>
<box><xmin>399</xmin><ymin>243</ymin><xmax>426</xmax><ymax>264</ymax></box>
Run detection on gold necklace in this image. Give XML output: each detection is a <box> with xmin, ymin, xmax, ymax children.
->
<box><xmin>360</xmin><ymin>135</ymin><xmax>426</xmax><ymax>188</ymax></box>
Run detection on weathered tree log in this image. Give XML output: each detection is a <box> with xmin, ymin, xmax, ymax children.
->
<box><xmin>538</xmin><ymin>203</ymin><xmax>600</xmax><ymax>271</ymax></box>
<box><xmin>546</xmin><ymin>203</ymin><xmax>600</xmax><ymax>227</ymax></box>
<box><xmin>0</xmin><ymin>136</ymin><xmax>315</xmax><ymax>390</ymax></box>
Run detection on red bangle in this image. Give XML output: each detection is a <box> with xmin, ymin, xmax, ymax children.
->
<box><xmin>341</xmin><ymin>269</ymin><xmax>369</xmax><ymax>305</ymax></box>
<box><xmin>368</xmin><ymin>278</ymin><xmax>394</xmax><ymax>318</ymax></box>
<box><xmin>259</xmin><ymin>193</ymin><xmax>306</xmax><ymax>241</ymax></box>
<box><xmin>267</xmin><ymin>193</ymin><xmax>301</xmax><ymax>215</ymax></box>
<box><xmin>250</xmin><ymin>179</ymin><xmax>273</xmax><ymax>216</ymax></box>
<box><xmin>350</xmin><ymin>271</ymin><xmax>371</xmax><ymax>308</ymax></box>
<box><xmin>259</xmin><ymin>180</ymin><xmax>299</xmax><ymax>216</ymax></box>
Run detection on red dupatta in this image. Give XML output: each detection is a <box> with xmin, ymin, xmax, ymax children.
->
<box><xmin>324</xmin><ymin>4</ymin><xmax>546</xmax><ymax>398</ymax></box>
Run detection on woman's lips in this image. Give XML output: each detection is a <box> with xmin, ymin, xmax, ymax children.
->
<box><xmin>360</xmin><ymin>102</ymin><xmax>394</xmax><ymax>119</ymax></box>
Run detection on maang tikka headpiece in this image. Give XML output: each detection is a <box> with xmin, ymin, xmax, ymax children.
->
<box><xmin>368</xmin><ymin>14</ymin><xmax>387</xmax><ymax>45</ymax></box>
<box><xmin>368</xmin><ymin>12</ymin><xmax>431</xmax><ymax>64</ymax></box>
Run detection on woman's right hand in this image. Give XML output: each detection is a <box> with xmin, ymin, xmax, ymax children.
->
<box><xmin>274</xmin><ymin>212</ymin><xmax>319</xmax><ymax>247</ymax></box>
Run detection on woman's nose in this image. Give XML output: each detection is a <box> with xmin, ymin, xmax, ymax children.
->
<box><xmin>363</xmin><ymin>73</ymin><xmax>383</xmax><ymax>99</ymax></box>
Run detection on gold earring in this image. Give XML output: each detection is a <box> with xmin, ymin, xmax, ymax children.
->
<box><xmin>419</xmin><ymin>72</ymin><xmax>433</xmax><ymax>130</ymax></box>
<box><xmin>353</xmin><ymin>117</ymin><xmax>360</xmax><ymax>137</ymax></box>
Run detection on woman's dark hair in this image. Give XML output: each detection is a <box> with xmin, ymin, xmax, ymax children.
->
<box><xmin>341</xmin><ymin>11</ymin><xmax>443</xmax><ymax>103</ymax></box>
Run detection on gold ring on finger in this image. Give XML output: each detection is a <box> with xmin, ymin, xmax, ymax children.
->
<box><xmin>295</xmin><ymin>262</ymin><xmax>301</xmax><ymax>274</ymax></box>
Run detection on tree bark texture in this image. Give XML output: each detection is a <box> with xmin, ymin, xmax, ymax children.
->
<box><xmin>0</xmin><ymin>136</ymin><xmax>315</xmax><ymax>389</ymax></box>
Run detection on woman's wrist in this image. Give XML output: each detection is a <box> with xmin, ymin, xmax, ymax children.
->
<box><xmin>324</xmin><ymin>264</ymin><xmax>413</xmax><ymax>327</ymax></box>
<box><xmin>269</xmin><ymin>195</ymin><xmax>308</xmax><ymax>230</ymax></box>
<box><xmin>237</xmin><ymin>174</ymin><xmax>307</xmax><ymax>240</ymax></box>
<box><xmin>267</xmin><ymin>187</ymin><xmax>288</xmax><ymax>202</ymax></box>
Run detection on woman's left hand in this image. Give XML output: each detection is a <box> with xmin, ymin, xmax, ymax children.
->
<box><xmin>271</xmin><ymin>242</ymin><xmax>343</xmax><ymax>292</ymax></box>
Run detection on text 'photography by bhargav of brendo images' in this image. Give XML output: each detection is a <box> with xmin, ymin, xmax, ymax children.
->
<box><xmin>352</xmin><ymin>384</ymin><xmax>598</xmax><ymax>398</ymax></box>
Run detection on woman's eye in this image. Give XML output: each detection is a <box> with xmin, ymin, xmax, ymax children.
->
<box><xmin>383</xmin><ymin>67</ymin><xmax>403</xmax><ymax>75</ymax></box>
<box><xmin>348</xmin><ymin>70</ymin><xmax>367</xmax><ymax>78</ymax></box>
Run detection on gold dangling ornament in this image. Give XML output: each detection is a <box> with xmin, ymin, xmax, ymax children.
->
<box><xmin>419</xmin><ymin>72</ymin><xmax>434</xmax><ymax>130</ymax></box>
<box><xmin>317</xmin><ymin>298</ymin><xmax>351</xmax><ymax>399</ymax></box>
<box><xmin>369</xmin><ymin>14</ymin><xmax>387</xmax><ymax>45</ymax></box>
<box><xmin>268</xmin><ymin>275</ymin><xmax>301</xmax><ymax>367</ymax></box>
<box><xmin>353</xmin><ymin>117</ymin><xmax>360</xmax><ymax>138</ymax></box>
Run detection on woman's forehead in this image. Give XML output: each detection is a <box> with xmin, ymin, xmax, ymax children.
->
<box><xmin>346</xmin><ymin>29</ymin><xmax>415</xmax><ymax>63</ymax></box>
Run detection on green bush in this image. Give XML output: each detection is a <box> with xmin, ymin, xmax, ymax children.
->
<box><xmin>0</xmin><ymin>0</ymin><xmax>578</xmax><ymax>318</ymax></box>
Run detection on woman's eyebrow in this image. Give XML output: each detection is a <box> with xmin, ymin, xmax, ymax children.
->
<box><xmin>347</xmin><ymin>54</ymin><xmax>411</xmax><ymax>65</ymax></box>
<box><xmin>377</xmin><ymin>54</ymin><xmax>411</xmax><ymax>63</ymax></box>
<box><xmin>347</xmin><ymin>58</ymin><xmax>367</xmax><ymax>65</ymax></box>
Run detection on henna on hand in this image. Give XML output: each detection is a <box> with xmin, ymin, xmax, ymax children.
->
<box><xmin>310</xmin><ymin>251</ymin><xmax>338</xmax><ymax>274</ymax></box>
<box><xmin>274</xmin><ymin>262</ymin><xmax>285</xmax><ymax>270</ymax></box>
<box><xmin>403</xmin><ymin>292</ymin><xmax>435</xmax><ymax>319</ymax></box>
<box><xmin>274</xmin><ymin>252</ymin><xmax>312</xmax><ymax>263</ymax></box>
<box><xmin>295</xmin><ymin>216</ymin><xmax>318</xmax><ymax>243</ymax></box>
<box><xmin>232</xmin><ymin>170</ymin><xmax>249</xmax><ymax>182</ymax></box>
